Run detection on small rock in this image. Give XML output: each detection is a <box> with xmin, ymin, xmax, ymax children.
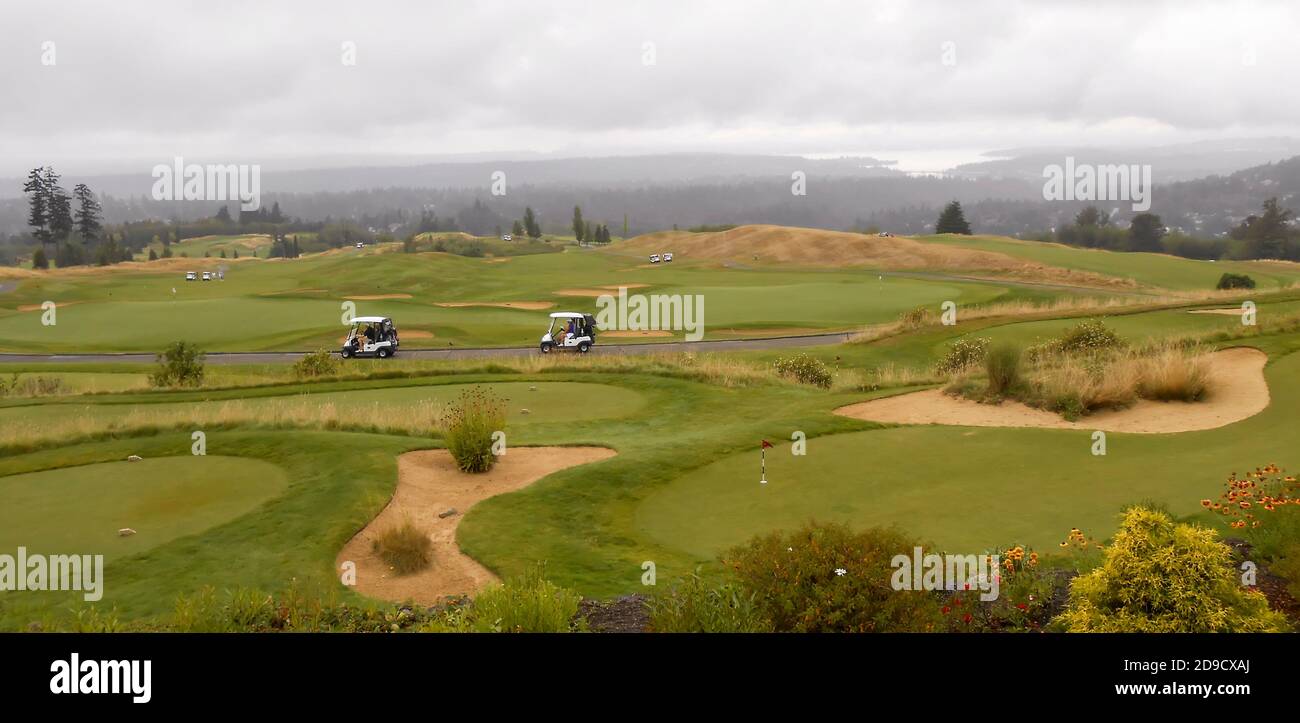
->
<box><xmin>520</xmin><ymin>408</ymin><xmax>531</xmax><ymax>415</ymax></box>
<box><xmin>528</xmin><ymin>385</ymin><xmax>538</xmax><ymax>391</ymax></box>
<box><xmin>118</xmin><ymin>528</ymin><xmax>136</xmax><ymax>537</ymax></box>
<box><xmin>127</xmin><ymin>455</ymin><xmax>143</xmax><ymax>462</ymax></box>
<box><xmin>438</xmin><ymin>508</ymin><xmax>458</xmax><ymax>519</ymax></box>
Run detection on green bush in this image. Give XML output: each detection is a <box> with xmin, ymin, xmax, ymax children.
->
<box><xmin>149</xmin><ymin>341</ymin><xmax>205</xmax><ymax>387</ymax></box>
<box><xmin>772</xmin><ymin>353</ymin><xmax>833</xmax><ymax>388</ymax></box>
<box><xmin>372</xmin><ymin>519</ymin><xmax>432</xmax><ymax>575</ymax></box>
<box><xmin>935</xmin><ymin>336</ymin><xmax>989</xmax><ymax>374</ymax></box>
<box><xmin>441</xmin><ymin>387</ymin><xmax>506</xmax><ymax>473</ymax></box>
<box><xmin>1056</xmin><ymin>507</ymin><xmax>1287</xmax><ymax>632</ymax></box>
<box><xmin>1216</xmin><ymin>272</ymin><xmax>1256</xmax><ymax>290</ymax></box>
<box><xmin>1029</xmin><ymin>319</ymin><xmax>1124</xmax><ymax>359</ymax></box>
<box><xmin>984</xmin><ymin>342</ymin><xmax>1022</xmax><ymax>397</ymax></box>
<box><xmin>0</xmin><ymin>373</ymin><xmax>64</xmax><ymax>398</ymax></box>
<box><xmin>647</xmin><ymin>571</ymin><xmax>772</xmax><ymax>632</ymax></box>
<box><xmin>724</xmin><ymin>521</ymin><xmax>942</xmax><ymax>632</ymax></box>
<box><xmin>293</xmin><ymin>348</ymin><xmax>341</xmax><ymax>378</ymax></box>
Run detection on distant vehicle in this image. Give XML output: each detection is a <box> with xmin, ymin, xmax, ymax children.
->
<box><xmin>540</xmin><ymin>312</ymin><xmax>597</xmax><ymax>354</ymax></box>
<box><xmin>355</xmin><ymin>242</ymin><xmax>364</xmax><ymax>248</ymax></box>
<box><xmin>185</xmin><ymin>271</ymin><xmax>197</xmax><ymax>281</ymax></box>
<box><xmin>201</xmin><ymin>271</ymin><xmax>212</xmax><ymax>281</ymax></box>
<box><xmin>649</xmin><ymin>254</ymin><xmax>661</xmax><ymax>263</ymax></box>
<box><xmin>878</xmin><ymin>232</ymin><xmax>893</xmax><ymax>237</ymax></box>
<box><xmin>502</xmin><ymin>233</ymin><xmax>513</xmax><ymax>241</ymax></box>
<box><xmin>663</xmin><ymin>252</ymin><xmax>674</xmax><ymax>262</ymax></box>
<box><xmin>341</xmin><ymin>316</ymin><xmax>399</xmax><ymax>359</ymax></box>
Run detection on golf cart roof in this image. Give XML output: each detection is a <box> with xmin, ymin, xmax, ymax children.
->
<box><xmin>350</xmin><ymin>316</ymin><xmax>391</xmax><ymax>324</ymax></box>
<box><xmin>549</xmin><ymin>312</ymin><xmax>589</xmax><ymax>319</ymax></box>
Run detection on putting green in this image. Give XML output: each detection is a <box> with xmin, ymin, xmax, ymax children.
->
<box><xmin>636</xmin><ymin>348</ymin><xmax>1300</xmax><ymax>558</ymax></box>
<box><xmin>0</xmin><ymin>456</ymin><xmax>288</xmax><ymax>562</ymax></box>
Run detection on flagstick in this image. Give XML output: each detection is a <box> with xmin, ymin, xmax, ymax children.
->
<box><xmin>760</xmin><ymin>445</ymin><xmax>767</xmax><ymax>484</ymax></box>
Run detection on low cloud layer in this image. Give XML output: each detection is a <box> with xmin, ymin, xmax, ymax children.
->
<box><xmin>1</xmin><ymin>0</ymin><xmax>1297</xmax><ymax>175</ymax></box>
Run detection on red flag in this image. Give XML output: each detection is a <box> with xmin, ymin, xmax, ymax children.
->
<box><xmin>761</xmin><ymin>440</ymin><xmax>774</xmax><ymax>449</ymax></box>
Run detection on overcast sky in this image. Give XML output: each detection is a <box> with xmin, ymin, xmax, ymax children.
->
<box><xmin>1</xmin><ymin>0</ymin><xmax>1298</xmax><ymax>176</ymax></box>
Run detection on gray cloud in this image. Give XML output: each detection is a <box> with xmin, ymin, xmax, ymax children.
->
<box><xmin>1</xmin><ymin>0</ymin><xmax>1298</xmax><ymax>175</ymax></box>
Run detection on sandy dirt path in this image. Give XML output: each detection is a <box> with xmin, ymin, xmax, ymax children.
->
<box><xmin>834</xmin><ymin>347</ymin><xmax>1269</xmax><ymax>434</ymax></box>
<box><xmin>337</xmin><ymin>446</ymin><xmax>616</xmax><ymax>604</ymax></box>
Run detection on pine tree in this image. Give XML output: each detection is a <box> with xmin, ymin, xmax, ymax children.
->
<box><xmin>22</xmin><ymin>167</ymin><xmax>49</xmax><ymax>245</ymax></box>
<box><xmin>572</xmin><ymin>205</ymin><xmax>585</xmax><ymax>242</ymax></box>
<box><xmin>32</xmin><ymin>247</ymin><xmax>49</xmax><ymax>269</ymax></box>
<box><xmin>511</xmin><ymin>219</ymin><xmax>524</xmax><ymax>237</ymax></box>
<box><xmin>44</xmin><ymin>167</ymin><xmax>73</xmax><ymax>241</ymax></box>
<box><xmin>523</xmin><ymin>207</ymin><xmax>541</xmax><ymax>238</ymax></box>
<box><xmin>73</xmin><ymin>183</ymin><xmax>102</xmax><ymax>242</ymax></box>
<box><xmin>148</xmin><ymin>248</ymin><xmax>158</xmax><ymax>261</ymax></box>
<box><xmin>935</xmin><ymin>201</ymin><xmax>972</xmax><ymax>235</ymax></box>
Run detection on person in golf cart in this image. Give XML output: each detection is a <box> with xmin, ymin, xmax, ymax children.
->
<box><xmin>341</xmin><ymin>316</ymin><xmax>399</xmax><ymax>359</ymax></box>
<box><xmin>540</xmin><ymin>312</ymin><xmax>597</xmax><ymax>353</ymax></box>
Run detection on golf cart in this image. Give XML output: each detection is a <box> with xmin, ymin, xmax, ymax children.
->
<box><xmin>540</xmin><ymin>312</ymin><xmax>597</xmax><ymax>354</ymax></box>
<box><xmin>341</xmin><ymin>316</ymin><xmax>400</xmax><ymax>359</ymax></box>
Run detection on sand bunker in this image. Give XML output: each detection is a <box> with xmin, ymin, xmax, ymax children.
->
<box><xmin>602</xmin><ymin>330</ymin><xmax>673</xmax><ymax>338</ymax></box>
<box><xmin>402</xmin><ymin>330</ymin><xmax>435</xmax><ymax>339</ymax></box>
<box><xmin>435</xmin><ymin>301</ymin><xmax>554</xmax><ymax>310</ymax></box>
<box><xmin>1188</xmin><ymin>308</ymin><xmax>1247</xmax><ymax>316</ymax></box>
<box><xmin>261</xmin><ymin>288</ymin><xmax>327</xmax><ymax>296</ymax></box>
<box><xmin>716</xmin><ymin>327</ymin><xmax>818</xmax><ymax>336</ymax></box>
<box><xmin>338</xmin><ymin>447</ymin><xmax>616</xmax><ymax>604</ymax></box>
<box><xmin>555</xmin><ymin>285</ymin><xmax>647</xmax><ymax>297</ymax></box>
<box><xmin>834</xmin><ymin>348</ymin><xmax>1269</xmax><ymax>434</ymax></box>
<box><xmin>346</xmin><ymin>294</ymin><xmax>412</xmax><ymax>300</ymax></box>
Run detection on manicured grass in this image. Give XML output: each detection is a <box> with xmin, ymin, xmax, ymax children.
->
<box><xmin>633</xmin><ymin>348</ymin><xmax>1300</xmax><ymax>559</ymax></box>
<box><xmin>0</xmin><ymin>456</ymin><xmax>288</xmax><ymax>563</ymax></box>
<box><xmin>919</xmin><ymin>234</ymin><xmax>1300</xmax><ymax>290</ymax></box>
<box><xmin>0</xmin><ymin>380</ymin><xmax>647</xmax><ymax>431</ymax></box>
<box><xmin>0</xmin><ymin>243</ymin><xmax>1028</xmax><ymax>352</ymax></box>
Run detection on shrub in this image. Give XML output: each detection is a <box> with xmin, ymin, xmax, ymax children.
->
<box><xmin>772</xmin><ymin>353</ymin><xmax>833</xmax><ymax>388</ymax></box>
<box><xmin>293</xmin><ymin>348</ymin><xmax>341</xmax><ymax>378</ymax></box>
<box><xmin>1217</xmin><ymin>272</ymin><xmax>1256</xmax><ymax>290</ymax></box>
<box><xmin>935</xmin><ymin>336</ymin><xmax>990</xmax><ymax>375</ymax></box>
<box><xmin>1056</xmin><ymin>506</ymin><xmax>1287</xmax><ymax>632</ymax></box>
<box><xmin>647</xmin><ymin>571</ymin><xmax>772</xmax><ymax>632</ymax></box>
<box><xmin>724</xmin><ymin>521</ymin><xmax>943</xmax><ymax>632</ymax></box>
<box><xmin>1135</xmin><ymin>346</ymin><xmax>1209</xmax><ymax>401</ymax></box>
<box><xmin>149</xmin><ymin>341</ymin><xmax>205</xmax><ymax>387</ymax></box>
<box><xmin>441</xmin><ymin>386</ymin><xmax>507</xmax><ymax>472</ymax></box>
<box><xmin>372</xmin><ymin>519</ymin><xmax>432</xmax><ymax>575</ymax></box>
<box><xmin>984</xmin><ymin>342</ymin><xmax>1022</xmax><ymax>397</ymax></box>
<box><xmin>0</xmin><ymin>373</ymin><xmax>64</xmax><ymax>398</ymax></box>
<box><xmin>458</xmin><ymin>564</ymin><xmax>582</xmax><ymax>632</ymax></box>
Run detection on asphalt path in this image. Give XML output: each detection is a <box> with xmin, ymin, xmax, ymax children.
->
<box><xmin>0</xmin><ymin>332</ymin><xmax>856</xmax><ymax>365</ymax></box>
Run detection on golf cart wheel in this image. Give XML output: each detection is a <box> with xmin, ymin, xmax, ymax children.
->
<box><xmin>578</xmin><ymin>342</ymin><xmax>590</xmax><ymax>353</ymax></box>
<box><xmin>340</xmin><ymin>348</ymin><xmax>352</xmax><ymax>359</ymax></box>
<box><xmin>377</xmin><ymin>347</ymin><xmax>390</xmax><ymax>359</ymax></box>
<box><xmin>540</xmin><ymin>342</ymin><xmax>553</xmax><ymax>354</ymax></box>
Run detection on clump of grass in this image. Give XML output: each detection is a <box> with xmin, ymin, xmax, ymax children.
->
<box><xmin>441</xmin><ymin>386</ymin><xmax>506</xmax><ymax>473</ymax></box>
<box><xmin>293</xmin><ymin>348</ymin><xmax>341</xmax><ymax>378</ymax></box>
<box><xmin>372</xmin><ymin>518</ymin><xmax>432</xmax><ymax>575</ymax></box>
<box><xmin>984</xmin><ymin>342</ymin><xmax>1022</xmax><ymax>397</ymax></box>
<box><xmin>457</xmin><ymin>563</ymin><xmax>582</xmax><ymax>632</ymax></box>
<box><xmin>647</xmin><ymin>571</ymin><xmax>771</xmax><ymax>632</ymax></box>
<box><xmin>1135</xmin><ymin>344</ymin><xmax>1210</xmax><ymax>402</ymax></box>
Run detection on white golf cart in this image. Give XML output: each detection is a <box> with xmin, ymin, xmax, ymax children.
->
<box><xmin>540</xmin><ymin>312</ymin><xmax>597</xmax><ymax>354</ymax></box>
<box><xmin>341</xmin><ymin>316</ymin><xmax>400</xmax><ymax>359</ymax></box>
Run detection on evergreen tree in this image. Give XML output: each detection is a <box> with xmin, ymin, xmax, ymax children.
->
<box><xmin>1128</xmin><ymin>213</ymin><xmax>1166</xmax><ymax>252</ymax></box>
<box><xmin>148</xmin><ymin>248</ymin><xmax>158</xmax><ymax>261</ymax></box>
<box><xmin>32</xmin><ymin>247</ymin><xmax>49</xmax><ymax>269</ymax></box>
<box><xmin>215</xmin><ymin>205</ymin><xmax>232</xmax><ymax>223</ymax></box>
<box><xmin>523</xmin><ymin>207</ymin><xmax>541</xmax><ymax>238</ymax></box>
<box><xmin>511</xmin><ymin>219</ymin><xmax>524</xmax><ymax>237</ymax></box>
<box><xmin>935</xmin><ymin>201</ymin><xmax>972</xmax><ymax>235</ymax></box>
<box><xmin>73</xmin><ymin>183</ymin><xmax>102</xmax><ymax>242</ymax></box>
<box><xmin>22</xmin><ymin>167</ymin><xmax>49</xmax><ymax>245</ymax></box>
<box><xmin>572</xmin><ymin>205</ymin><xmax>585</xmax><ymax>242</ymax></box>
<box><xmin>44</xmin><ymin>167</ymin><xmax>74</xmax><ymax>240</ymax></box>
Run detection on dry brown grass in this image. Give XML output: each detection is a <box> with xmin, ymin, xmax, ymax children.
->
<box><xmin>619</xmin><ymin>225</ymin><xmax>1134</xmax><ymax>287</ymax></box>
